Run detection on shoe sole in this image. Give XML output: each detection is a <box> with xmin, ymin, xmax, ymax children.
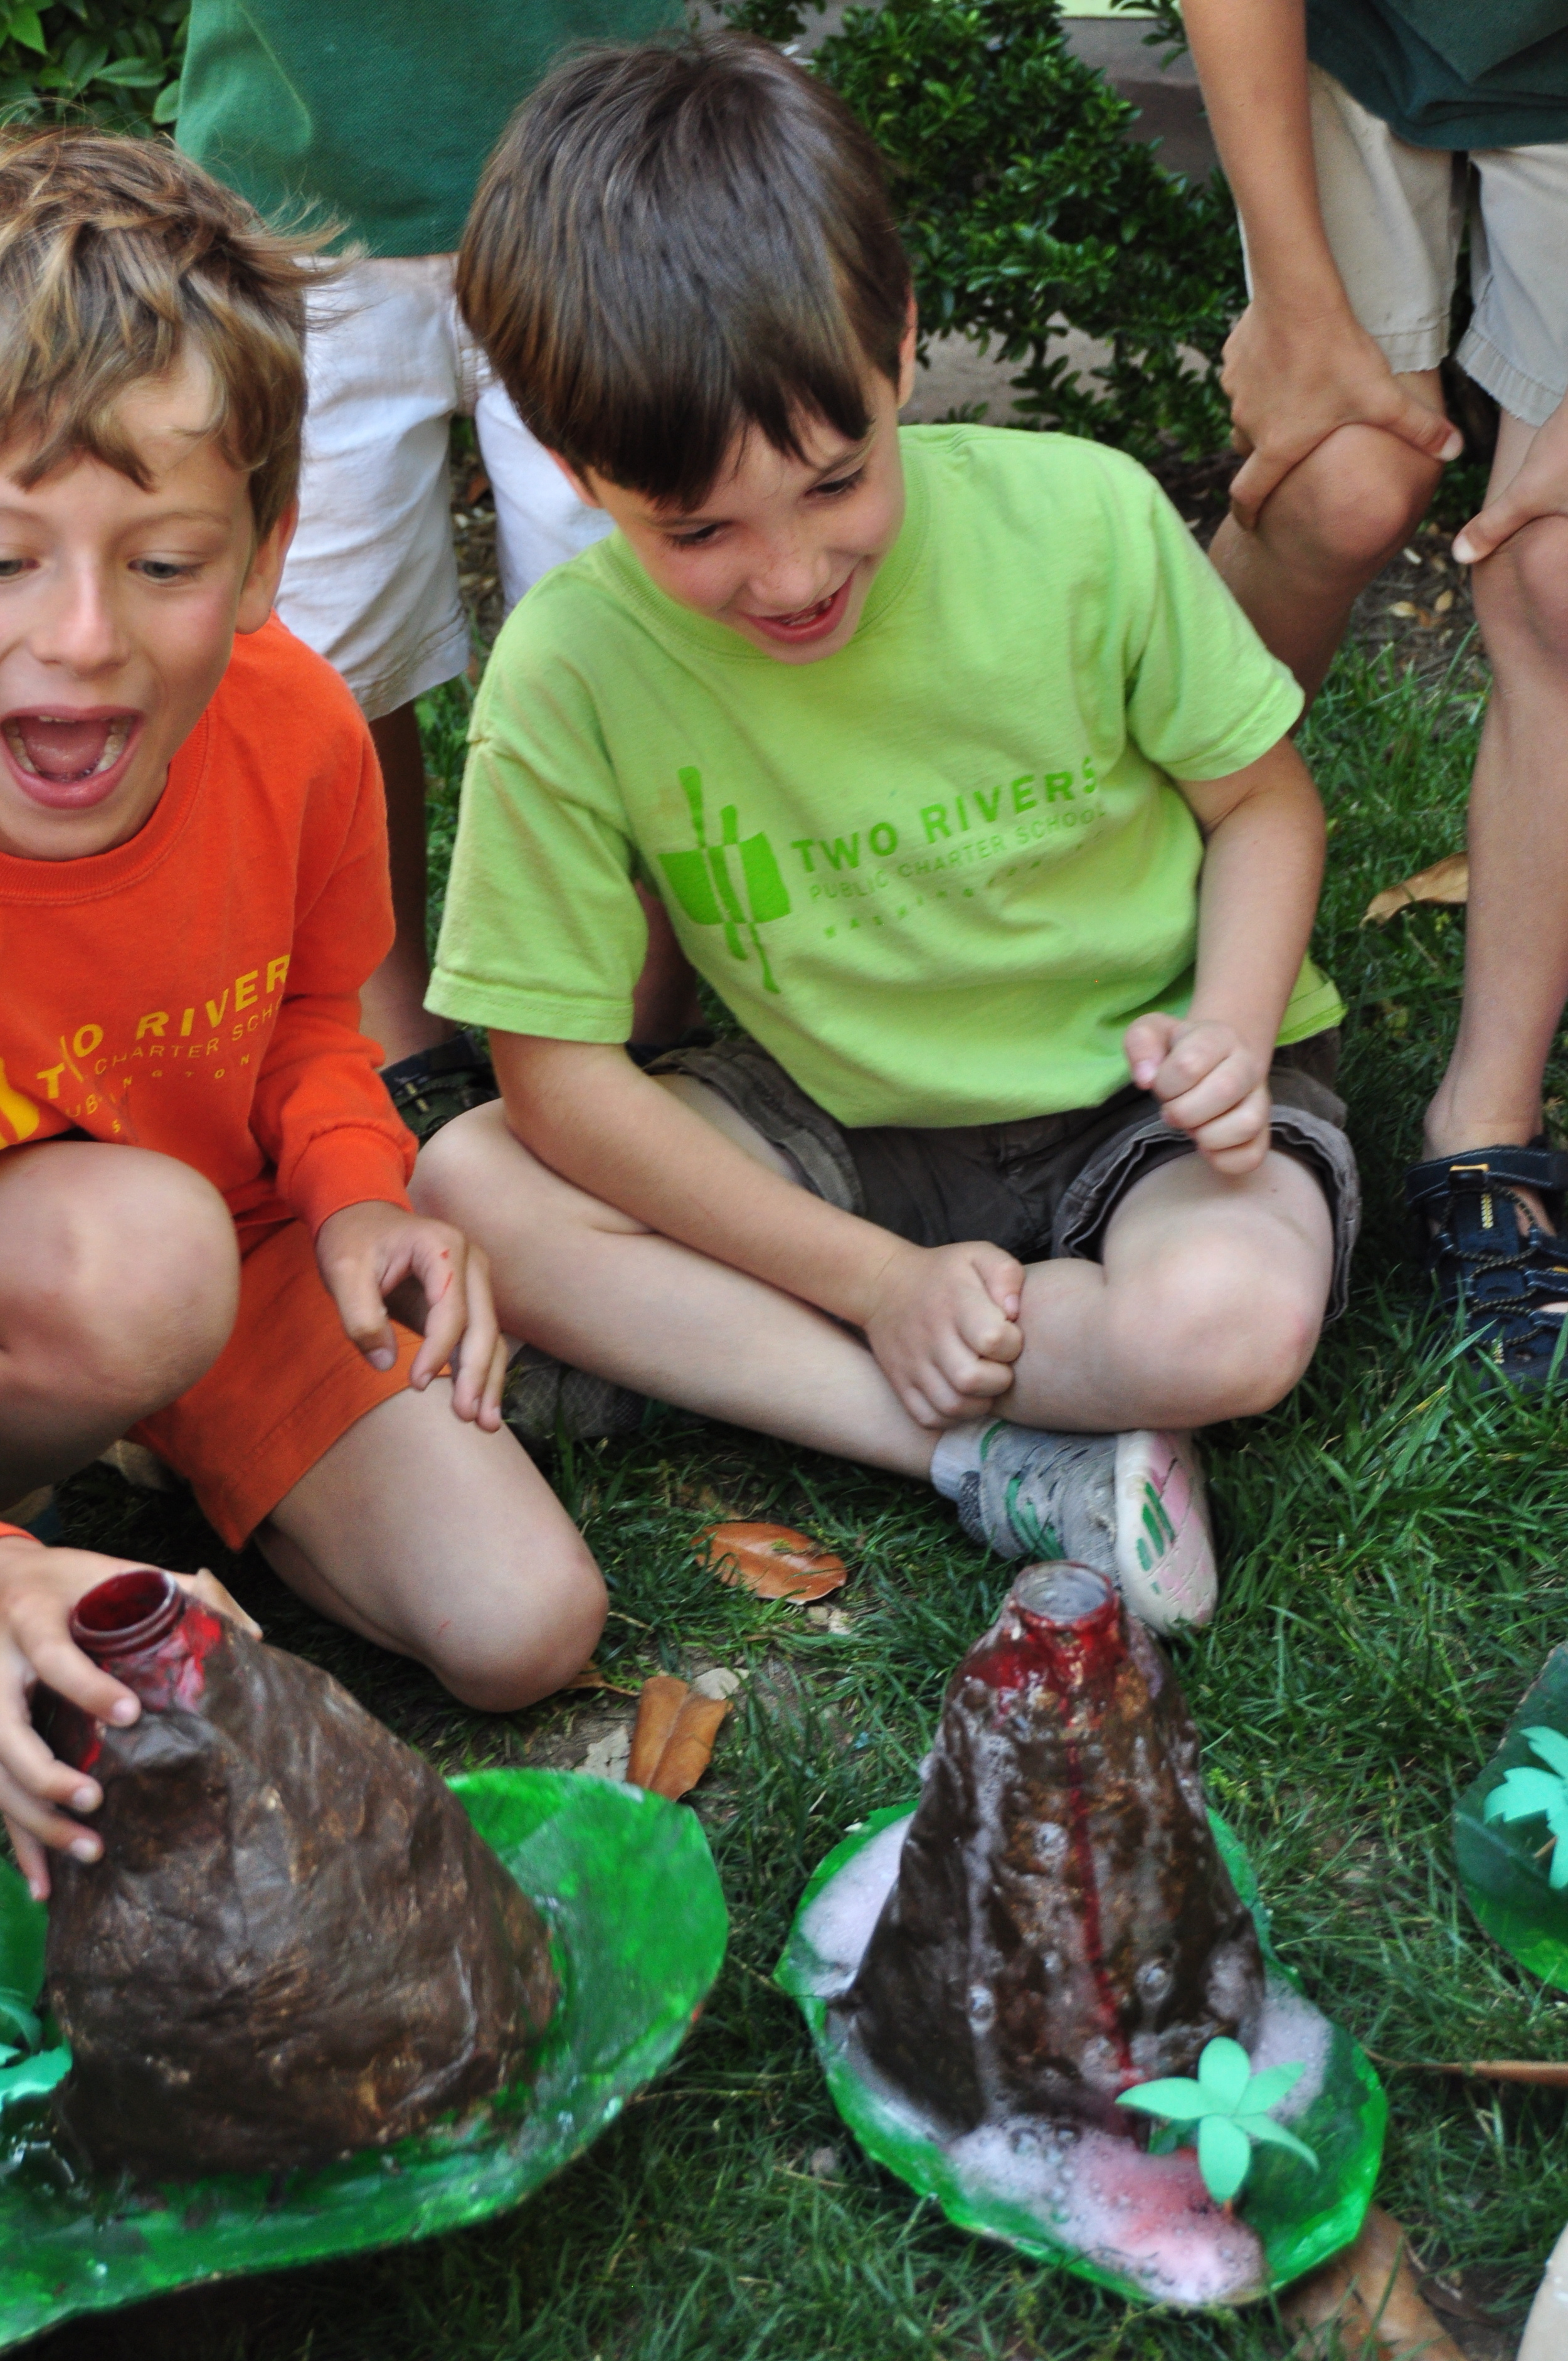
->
<box><xmin>1112</xmin><ymin>1430</ymin><xmax>1216</xmax><ymax>1634</ymax></box>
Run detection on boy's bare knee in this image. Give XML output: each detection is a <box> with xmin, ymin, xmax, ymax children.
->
<box><xmin>16</xmin><ymin>1149</ymin><xmax>238</xmax><ymax>1409</ymax></box>
<box><xmin>411</xmin><ymin>1099</ymin><xmax>517</xmax><ymax>1228</ymax></box>
<box><xmin>1267</xmin><ymin>424</ymin><xmax>1436</xmax><ymax>578</ymax></box>
<box><xmin>430</xmin><ymin>1541</ymin><xmax>608</xmax><ymax>1714</ymax></box>
<box><xmin>1140</xmin><ymin>1245</ymin><xmax>1322</xmax><ymax>1421</ymax></box>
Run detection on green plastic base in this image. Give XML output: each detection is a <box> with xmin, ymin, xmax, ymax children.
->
<box><xmin>1456</xmin><ymin>1643</ymin><xmax>1568</xmax><ymax>1992</ymax></box>
<box><xmin>777</xmin><ymin>1807</ymin><xmax>1384</xmax><ymax>2308</ymax></box>
<box><xmin>0</xmin><ymin>1769</ymin><xmax>727</xmax><ymax>2352</ymax></box>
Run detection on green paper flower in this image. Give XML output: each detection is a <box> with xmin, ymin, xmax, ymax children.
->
<box><xmin>1483</xmin><ymin>1727</ymin><xmax>1568</xmax><ymax>1887</ymax></box>
<box><xmin>1115</xmin><ymin>2037</ymin><xmax>1320</xmax><ymax>2207</ymax></box>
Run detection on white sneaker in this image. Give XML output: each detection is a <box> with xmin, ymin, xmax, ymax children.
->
<box><xmin>1112</xmin><ymin>1428</ymin><xmax>1215</xmax><ymax>1633</ymax></box>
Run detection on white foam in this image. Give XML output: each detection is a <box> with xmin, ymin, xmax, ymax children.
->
<box><xmin>798</xmin><ymin>1813</ymin><xmax>911</xmax><ymax>1994</ymax></box>
<box><xmin>1244</xmin><ymin>1976</ymin><xmax>1331</xmax><ymax>2121</ymax></box>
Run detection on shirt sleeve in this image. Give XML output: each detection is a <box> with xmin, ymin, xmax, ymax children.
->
<box><xmin>1117</xmin><ymin>465</ymin><xmax>1305</xmax><ymax>782</ymax></box>
<box><xmin>250</xmin><ymin>729</ymin><xmax>416</xmax><ymax>1235</ymax></box>
<box><xmin>426</xmin><ymin>605</ymin><xmax>650</xmax><ymax>1039</ymax></box>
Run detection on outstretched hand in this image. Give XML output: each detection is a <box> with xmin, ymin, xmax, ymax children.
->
<box><xmin>314</xmin><ymin>1201</ymin><xmax>507</xmax><ymax>1429</ymax></box>
<box><xmin>1126</xmin><ymin>1014</ymin><xmax>1273</xmax><ymax>1176</ymax></box>
<box><xmin>1453</xmin><ymin>393</ymin><xmax>1568</xmax><ymax>567</ymax></box>
<box><xmin>1221</xmin><ymin>302</ymin><xmax>1461</xmax><ymax>531</ymax></box>
<box><xmin>861</xmin><ymin>1238</ymin><xmax>1025</xmax><ymax>1428</ymax></box>
<box><xmin>0</xmin><ymin>1537</ymin><xmax>258</xmax><ymax>1899</ymax></box>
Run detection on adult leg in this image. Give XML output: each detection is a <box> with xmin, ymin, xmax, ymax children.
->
<box><xmin>255</xmin><ymin>1381</ymin><xmax>605</xmax><ymax>1711</ymax></box>
<box><xmin>1424</xmin><ymin>410</ymin><xmax>1568</xmax><ymax>1162</ymax></box>
<box><xmin>0</xmin><ymin>1142</ymin><xmax>238</xmax><ymax>1505</ymax></box>
<box><xmin>1208</xmin><ymin>373</ymin><xmax>1445</xmax><ymax>701</ymax></box>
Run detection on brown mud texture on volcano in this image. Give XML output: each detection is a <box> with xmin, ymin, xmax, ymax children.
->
<box><xmin>42</xmin><ymin>1572</ymin><xmax>557</xmax><ymax>2179</ymax></box>
<box><xmin>843</xmin><ymin>1564</ymin><xmax>1262</xmax><ymax>2133</ymax></box>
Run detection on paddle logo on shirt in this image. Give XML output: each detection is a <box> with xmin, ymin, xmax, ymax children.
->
<box><xmin>657</xmin><ymin>768</ymin><xmax>791</xmax><ymax>993</ymax></box>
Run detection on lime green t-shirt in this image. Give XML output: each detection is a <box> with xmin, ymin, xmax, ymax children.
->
<box><xmin>430</xmin><ymin>427</ymin><xmax>1339</xmax><ymax>1128</ymax></box>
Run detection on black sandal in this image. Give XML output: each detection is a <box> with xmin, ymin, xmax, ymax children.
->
<box><xmin>1404</xmin><ymin>1142</ymin><xmax>1568</xmax><ymax>1391</ymax></box>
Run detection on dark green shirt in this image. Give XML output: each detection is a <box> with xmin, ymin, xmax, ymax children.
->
<box><xmin>177</xmin><ymin>0</ymin><xmax>682</xmax><ymax>255</ymax></box>
<box><xmin>1307</xmin><ymin>0</ymin><xmax>1568</xmax><ymax>149</ymax></box>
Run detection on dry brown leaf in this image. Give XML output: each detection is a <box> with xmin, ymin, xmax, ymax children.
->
<box><xmin>1362</xmin><ymin>853</ymin><xmax>1470</xmax><ymax>926</ymax></box>
<box><xmin>697</xmin><ymin>1520</ymin><xmax>848</xmax><ymax>1602</ymax></box>
<box><xmin>1376</xmin><ymin>2054</ymin><xmax>1568</xmax><ymax>2086</ymax></box>
<box><xmin>645</xmin><ymin>1691</ymin><xmax>731</xmax><ymax>1800</ymax></box>
<box><xmin>627</xmin><ymin>1675</ymin><xmax>689</xmax><ymax>1787</ymax></box>
<box><xmin>1282</xmin><ymin>2206</ymin><xmax>1465</xmax><ymax>2359</ymax></box>
<box><xmin>563</xmin><ymin>1661</ymin><xmax>638</xmax><ymax>1697</ymax></box>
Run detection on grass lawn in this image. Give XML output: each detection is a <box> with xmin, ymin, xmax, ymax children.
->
<box><xmin>34</xmin><ymin>625</ymin><xmax>1566</xmax><ymax>2360</ymax></box>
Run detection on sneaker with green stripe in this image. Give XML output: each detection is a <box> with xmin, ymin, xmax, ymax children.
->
<box><xmin>953</xmin><ymin>1422</ymin><xmax>1215</xmax><ymax>1635</ymax></box>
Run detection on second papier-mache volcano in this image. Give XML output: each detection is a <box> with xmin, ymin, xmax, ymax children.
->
<box><xmin>842</xmin><ymin>1563</ymin><xmax>1263</xmax><ymax>2131</ymax></box>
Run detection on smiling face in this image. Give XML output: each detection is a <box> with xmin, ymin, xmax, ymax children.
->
<box><xmin>0</xmin><ymin>359</ymin><xmax>292</xmax><ymax>861</ymax></box>
<box><xmin>561</xmin><ymin>317</ymin><xmax>918</xmax><ymax>665</ymax></box>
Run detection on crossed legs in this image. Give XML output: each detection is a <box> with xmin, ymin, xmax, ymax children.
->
<box><xmin>414</xmin><ymin>1093</ymin><xmax>1332</xmax><ymax>1456</ymax></box>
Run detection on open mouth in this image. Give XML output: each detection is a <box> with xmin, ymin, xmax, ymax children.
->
<box><xmin>1</xmin><ymin>712</ymin><xmax>139</xmax><ymax>809</ymax></box>
<box><xmin>741</xmin><ymin>574</ymin><xmax>854</xmax><ymax>645</ymax></box>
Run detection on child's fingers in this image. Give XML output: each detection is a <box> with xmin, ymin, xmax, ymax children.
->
<box><xmin>0</xmin><ymin>1697</ymin><xmax>109</xmax><ymax>1864</ymax></box>
<box><xmin>440</xmin><ymin>1246</ymin><xmax>502</xmax><ymax>1418</ymax></box>
<box><xmin>9</xmin><ymin>1615</ymin><xmax>137</xmax><ymax>1733</ymax></box>
<box><xmin>405</xmin><ymin>1229</ymin><xmax>470</xmax><ymax>1391</ymax></box>
<box><xmin>182</xmin><ymin>1569</ymin><xmax>262</xmax><ymax>1639</ymax></box>
<box><xmin>973</xmin><ymin>1245</ymin><xmax>1025</xmax><ymax>1324</ymax></box>
<box><xmin>4</xmin><ymin>1816</ymin><xmax>49</xmax><ymax>1904</ymax></box>
<box><xmin>1124</xmin><ymin>1011</ymin><xmax>1179</xmax><ymax>1091</ymax></box>
<box><xmin>322</xmin><ymin>1255</ymin><xmax>399</xmax><ymax>1371</ymax></box>
<box><xmin>478</xmin><ymin>1332</ymin><xmax>509</xmax><ymax>1431</ymax></box>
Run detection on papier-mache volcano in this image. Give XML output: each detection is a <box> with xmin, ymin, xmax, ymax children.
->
<box><xmin>780</xmin><ymin>1564</ymin><xmax>1383</xmax><ymax>2306</ymax></box>
<box><xmin>41</xmin><ymin>1569</ymin><xmax>558</xmax><ymax>2178</ymax></box>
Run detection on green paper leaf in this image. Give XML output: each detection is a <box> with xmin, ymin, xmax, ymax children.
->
<box><xmin>1196</xmin><ymin>2037</ymin><xmax>1252</xmax><ymax>2113</ymax></box>
<box><xmin>0</xmin><ymin>2049</ymin><xmax>68</xmax><ymax>2106</ymax></box>
<box><xmin>1457</xmin><ymin>1645</ymin><xmax>1568</xmax><ymax>1990</ymax></box>
<box><xmin>1115</xmin><ymin>2077</ymin><xmax>1209</xmax><ymax>2123</ymax></box>
<box><xmin>1485</xmin><ymin>1766</ymin><xmax>1568</xmax><ymax>1823</ymax></box>
<box><xmin>1239</xmin><ymin>2061</ymin><xmax>1305</xmax><ymax>2115</ymax></box>
<box><xmin>1526</xmin><ymin>1727</ymin><xmax>1568</xmax><ymax>1780</ymax></box>
<box><xmin>1239</xmin><ymin>2115</ymin><xmax>1318</xmax><ymax>2172</ymax></box>
<box><xmin>0</xmin><ymin>1997</ymin><xmax>39</xmax><ymax>2054</ymax></box>
<box><xmin>1197</xmin><ymin>2113</ymin><xmax>1251</xmax><ymax>2205</ymax></box>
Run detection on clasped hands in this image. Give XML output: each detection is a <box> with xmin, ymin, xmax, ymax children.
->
<box><xmin>859</xmin><ymin>1014</ymin><xmax>1269</xmax><ymax>1430</ymax></box>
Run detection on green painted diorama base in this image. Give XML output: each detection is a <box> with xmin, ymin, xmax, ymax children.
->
<box><xmin>777</xmin><ymin>1807</ymin><xmax>1385</xmax><ymax>2308</ymax></box>
<box><xmin>1456</xmin><ymin>1642</ymin><xmax>1568</xmax><ymax>1993</ymax></box>
<box><xmin>0</xmin><ymin>1769</ymin><xmax>728</xmax><ymax>2352</ymax></box>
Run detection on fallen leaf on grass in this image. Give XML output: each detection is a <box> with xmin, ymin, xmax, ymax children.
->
<box><xmin>628</xmin><ymin>1669</ymin><xmax>743</xmax><ymax>1800</ymax></box>
<box><xmin>1362</xmin><ymin>854</ymin><xmax>1469</xmax><ymax>925</ymax></box>
<box><xmin>564</xmin><ymin>1660</ymin><xmax>638</xmax><ymax>1697</ymax></box>
<box><xmin>697</xmin><ymin>1520</ymin><xmax>848</xmax><ymax>1602</ymax></box>
<box><xmin>1282</xmin><ymin>2205</ymin><xmax>1464</xmax><ymax>2358</ymax></box>
<box><xmin>628</xmin><ymin>1675</ymin><xmax>689</xmax><ymax>1786</ymax></box>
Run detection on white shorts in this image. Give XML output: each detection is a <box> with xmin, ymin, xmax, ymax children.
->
<box><xmin>277</xmin><ymin>254</ymin><xmax>612</xmax><ymax>719</ymax></box>
<box><xmin>1251</xmin><ymin>66</ymin><xmax>1568</xmax><ymax>430</ymax></box>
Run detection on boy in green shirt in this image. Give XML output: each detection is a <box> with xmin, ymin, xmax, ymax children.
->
<box><xmin>418</xmin><ymin>34</ymin><xmax>1360</xmax><ymax>1633</ymax></box>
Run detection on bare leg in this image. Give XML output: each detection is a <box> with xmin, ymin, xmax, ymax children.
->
<box><xmin>361</xmin><ymin>702</ymin><xmax>454</xmax><ymax>1067</ymax></box>
<box><xmin>1209</xmin><ymin>371</ymin><xmax>1446</xmax><ymax>701</ymax></box>
<box><xmin>0</xmin><ymin>1142</ymin><xmax>238</xmax><ymax>1505</ymax></box>
<box><xmin>257</xmin><ymin>1381</ymin><xmax>605</xmax><ymax>1711</ymax></box>
<box><xmin>1424</xmin><ymin>411</ymin><xmax>1568</xmax><ymax>1166</ymax></box>
<box><xmin>415</xmin><ymin>1101</ymin><xmax>1331</xmax><ymax>1456</ymax></box>
<box><xmin>1004</xmin><ymin>1149</ymin><xmax>1333</xmax><ymax>1431</ymax></box>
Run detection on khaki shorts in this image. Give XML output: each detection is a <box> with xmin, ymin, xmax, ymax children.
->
<box><xmin>1256</xmin><ymin>66</ymin><xmax>1568</xmax><ymax>429</ymax></box>
<box><xmin>651</xmin><ymin>1032</ymin><xmax>1361</xmax><ymax>1322</ymax></box>
<box><xmin>280</xmin><ymin>257</ymin><xmax>612</xmax><ymax>719</ymax></box>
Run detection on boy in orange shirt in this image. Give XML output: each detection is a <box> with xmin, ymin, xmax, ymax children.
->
<box><xmin>0</xmin><ymin>130</ymin><xmax>605</xmax><ymax>1898</ymax></box>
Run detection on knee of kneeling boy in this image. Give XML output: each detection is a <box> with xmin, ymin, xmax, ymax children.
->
<box><xmin>430</xmin><ymin>1544</ymin><xmax>608</xmax><ymax>1714</ymax></box>
<box><xmin>45</xmin><ymin>1149</ymin><xmax>240</xmax><ymax>1407</ymax></box>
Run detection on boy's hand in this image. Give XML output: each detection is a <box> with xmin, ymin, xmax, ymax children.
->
<box><xmin>0</xmin><ymin>1538</ymin><xmax>258</xmax><ymax>1900</ymax></box>
<box><xmin>1453</xmin><ymin>391</ymin><xmax>1568</xmax><ymax>566</ymax></box>
<box><xmin>861</xmin><ymin>1239</ymin><xmax>1024</xmax><ymax>1427</ymax></box>
<box><xmin>314</xmin><ymin>1202</ymin><xmax>507</xmax><ymax>1430</ymax></box>
<box><xmin>1126</xmin><ymin>1014</ymin><xmax>1273</xmax><ymax>1176</ymax></box>
<box><xmin>1221</xmin><ymin>302</ymin><xmax>1461</xmax><ymax>531</ymax></box>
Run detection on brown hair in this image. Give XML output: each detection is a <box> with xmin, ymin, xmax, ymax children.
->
<box><xmin>458</xmin><ymin>34</ymin><xmax>912</xmax><ymax>511</ymax></box>
<box><xmin>0</xmin><ymin>128</ymin><xmax>326</xmax><ymax>538</ymax></box>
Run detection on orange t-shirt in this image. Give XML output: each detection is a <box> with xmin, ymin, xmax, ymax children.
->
<box><xmin>0</xmin><ymin>615</ymin><xmax>415</xmax><ymax>1236</ymax></box>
